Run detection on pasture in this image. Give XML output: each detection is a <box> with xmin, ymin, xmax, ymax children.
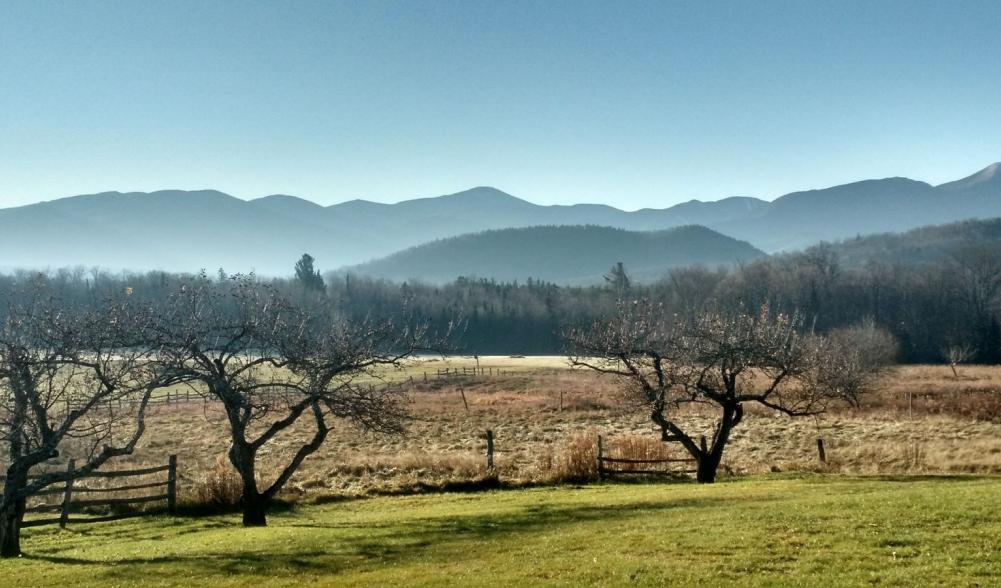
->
<box><xmin>6</xmin><ymin>356</ymin><xmax>1001</xmax><ymax>585</ymax></box>
<box><xmin>101</xmin><ymin>358</ymin><xmax>1001</xmax><ymax>503</ymax></box>
<box><xmin>5</xmin><ymin>475</ymin><xmax>1001</xmax><ymax>587</ymax></box>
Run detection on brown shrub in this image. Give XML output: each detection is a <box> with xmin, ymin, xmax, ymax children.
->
<box><xmin>188</xmin><ymin>454</ymin><xmax>243</xmax><ymax>508</ymax></box>
<box><xmin>535</xmin><ymin>429</ymin><xmax>598</xmax><ymax>483</ymax></box>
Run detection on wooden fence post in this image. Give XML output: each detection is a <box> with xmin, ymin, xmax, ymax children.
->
<box><xmin>459</xmin><ymin>388</ymin><xmax>469</xmax><ymax>412</ymax></box>
<box><xmin>596</xmin><ymin>434</ymin><xmax>604</xmax><ymax>480</ymax></box>
<box><xmin>59</xmin><ymin>459</ymin><xmax>75</xmax><ymax>529</ymax></box>
<box><xmin>486</xmin><ymin>430</ymin><xmax>494</xmax><ymax>470</ymax></box>
<box><xmin>816</xmin><ymin>438</ymin><xmax>827</xmax><ymax>464</ymax></box>
<box><xmin>167</xmin><ymin>455</ymin><xmax>178</xmax><ymax>515</ymax></box>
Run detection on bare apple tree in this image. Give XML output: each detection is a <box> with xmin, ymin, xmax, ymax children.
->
<box><xmin>150</xmin><ymin>275</ymin><xmax>443</xmax><ymax>526</ymax></box>
<box><xmin>943</xmin><ymin>344</ymin><xmax>974</xmax><ymax>378</ymax></box>
<box><xmin>566</xmin><ymin>302</ymin><xmax>892</xmax><ymax>483</ymax></box>
<box><xmin>0</xmin><ymin>290</ymin><xmax>161</xmax><ymax>557</ymax></box>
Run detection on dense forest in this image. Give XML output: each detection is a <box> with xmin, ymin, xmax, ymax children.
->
<box><xmin>2</xmin><ymin>238</ymin><xmax>999</xmax><ymax>364</ymax></box>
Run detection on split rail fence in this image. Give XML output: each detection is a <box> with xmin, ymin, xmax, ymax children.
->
<box><xmin>596</xmin><ymin>434</ymin><xmax>698</xmax><ymax>479</ymax></box>
<box><xmin>2</xmin><ymin>455</ymin><xmax>177</xmax><ymax>528</ymax></box>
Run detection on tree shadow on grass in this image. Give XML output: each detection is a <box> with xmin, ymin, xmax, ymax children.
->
<box><xmin>27</xmin><ymin>515</ymin><xmax>233</xmax><ymax>547</ymax></box>
<box><xmin>19</xmin><ymin>493</ymin><xmax>739</xmax><ymax>581</ymax></box>
<box><xmin>860</xmin><ymin>473</ymin><xmax>992</xmax><ymax>483</ymax></box>
<box><xmin>24</xmin><ymin>549</ymin><xmax>334</xmax><ymax>576</ymax></box>
<box><xmin>792</xmin><ymin>473</ymin><xmax>993</xmax><ymax>485</ymax></box>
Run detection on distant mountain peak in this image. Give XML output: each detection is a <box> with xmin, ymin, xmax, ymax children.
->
<box><xmin>145</xmin><ymin>188</ymin><xmax>235</xmax><ymax>200</ymax></box>
<box><xmin>334</xmin><ymin>198</ymin><xmax>386</xmax><ymax>208</ymax></box>
<box><xmin>250</xmin><ymin>193</ymin><xmax>323</xmax><ymax>208</ymax></box>
<box><xmin>937</xmin><ymin>162</ymin><xmax>1001</xmax><ymax>190</ymax></box>
<box><xmin>443</xmin><ymin>186</ymin><xmax>520</xmax><ymax>201</ymax></box>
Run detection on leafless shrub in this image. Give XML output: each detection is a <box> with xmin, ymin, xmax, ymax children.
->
<box><xmin>189</xmin><ymin>455</ymin><xmax>244</xmax><ymax>509</ymax></box>
<box><xmin>535</xmin><ymin>430</ymin><xmax>597</xmax><ymax>483</ymax></box>
<box><xmin>607</xmin><ymin>434</ymin><xmax>670</xmax><ymax>458</ymax></box>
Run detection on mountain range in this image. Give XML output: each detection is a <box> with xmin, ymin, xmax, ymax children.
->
<box><xmin>0</xmin><ymin>162</ymin><xmax>997</xmax><ymax>277</ymax></box>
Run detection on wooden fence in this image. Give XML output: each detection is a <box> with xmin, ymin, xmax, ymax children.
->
<box><xmin>432</xmin><ymin>366</ymin><xmax>504</xmax><ymax>378</ymax></box>
<box><xmin>2</xmin><ymin>456</ymin><xmax>177</xmax><ymax>528</ymax></box>
<box><xmin>596</xmin><ymin>435</ymin><xmax>698</xmax><ymax>479</ymax></box>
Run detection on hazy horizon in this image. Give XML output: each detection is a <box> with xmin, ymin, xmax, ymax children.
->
<box><xmin>2</xmin><ymin>1</ymin><xmax>1000</xmax><ymax>209</ymax></box>
<box><xmin>5</xmin><ymin>159</ymin><xmax>999</xmax><ymax>213</ymax></box>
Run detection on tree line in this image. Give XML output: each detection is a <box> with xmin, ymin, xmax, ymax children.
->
<box><xmin>1</xmin><ymin>242</ymin><xmax>997</xmax><ymax>364</ymax></box>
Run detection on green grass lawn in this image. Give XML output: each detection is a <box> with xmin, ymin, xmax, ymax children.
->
<box><xmin>4</xmin><ymin>475</ymin><xmax>1001</xmax><ymax>587</ymax></box>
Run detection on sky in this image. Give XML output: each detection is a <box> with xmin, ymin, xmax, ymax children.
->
<box><xmin>1</xmin><ymin>1</ymin><xmax>1000</xmax><ymax>210</ymax></box>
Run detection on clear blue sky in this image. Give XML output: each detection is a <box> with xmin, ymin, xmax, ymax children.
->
<box><xmin>1</xmin><ymin>1</ymin><xmax>999</xmax><ymax>210</ymax></box>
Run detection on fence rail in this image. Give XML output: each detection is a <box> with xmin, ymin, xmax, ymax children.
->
<box><xmin>596</xmin><ymin>435</ymin><xmax>698</xmax><ymax>478</ymax></box>
<box><xmin>4</xmin><ymin>455</ymin><xmax>177</xmax><ymax>529</ymax></box>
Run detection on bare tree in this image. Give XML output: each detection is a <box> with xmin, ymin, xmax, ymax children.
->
<box><xmin>150</xmin><ymin>275</ymin><xmax>441</xmax><ymax>526</ymax></box>
<box><xmin>566</xmin><ymin>302</ymin><xmax>891</xmax><ymax>483</ymax></box>
<box><xmin>0</xmin><ymin>290</ymin><xmax>160</xmax><ymax>557</ymax></box>
<box><xmin>944</xmin><ymin>344</ymin><xmax>974</xmax><ymax>377</ymax></box>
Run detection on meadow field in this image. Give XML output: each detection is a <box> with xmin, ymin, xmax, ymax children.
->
<box><xmin>7</xmin><ymin>354</ymin><xmax>1001</xmax><ymax>587</ymax></box>
<box><xmin>36</xmin><ymin>356</ymin><xmax>1001</xmax><ymax>506</ymax></box>
<box><xmin>6</xmin><ymin>475</ymin><xmax>1001</xmax><ymax>587</ymax></box>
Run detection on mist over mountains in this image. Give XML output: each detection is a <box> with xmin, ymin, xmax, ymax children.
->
<box><xmin>0</xmin><ymin>163</ymin><xmax>998</xmax><ymax>280</ymax></box>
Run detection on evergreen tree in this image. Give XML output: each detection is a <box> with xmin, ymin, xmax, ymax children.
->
<box><xmin>603</xmin><ymin>261</ymin><xmax>630</xmax><ymax>295</ymax></box>
<box><xmin>294</xmin><ymin>253</ymin><xmax>325</xmax><ymax>292</ymax></box>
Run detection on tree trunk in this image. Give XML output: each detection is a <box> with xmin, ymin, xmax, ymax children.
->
<box><xmin>232</xmin><ymin>448</ymin><xmax>268</xmax><ymax>527</ymax></box>
<box><xmin>696</xmin><ymin>452</ymin><xmax>721</xmax><ymax>484</ymax></box>
<box><xmin>227</xmin><ymin>436</ymin><xmax>268</xmax><ymax>527</ymax></box>
<box><xmin>0</xmin><ymin>501</ymin><xmax>23</xmax><ymax>558</ymax></box>
<box><xmin>695</xmin><ymin>404</ymin><xmax>739</xmax><ymax>484</ymax></box>
<box><xmin>0</xmin><ymin>465</ymin><xmax>28</xmax><ymax>558</ymax></box>
<box><xmin>241</xmin><ymin>495</ymin><xmax>268</xmax><ymax>527</ymax></box>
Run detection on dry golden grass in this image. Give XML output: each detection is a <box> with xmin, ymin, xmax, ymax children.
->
<box><xmin>14</xmin><ymin>358</ymin><xmax>1001</xmax><ymax>505</ymax></box>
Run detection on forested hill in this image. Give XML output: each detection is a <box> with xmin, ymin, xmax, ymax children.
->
<box><xmin>342</xmin><ymin>224</ymin><xmax>765</xmax><ymax>284</ymax></box>
<box><xmin>823</xmin><ymin>217</ymin><xmax>1001</xmax><ymax>266</ymax></box>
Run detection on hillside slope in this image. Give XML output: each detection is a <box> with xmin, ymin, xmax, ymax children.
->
<box><xmin>822</xmin><ymin>217</ymin><xmax>1001</xmax><ymax>266</ymax></box>
<box><xmin>343</xmin><ymin>224</ymin><xmax>765</xmax><ymax>284</ymax></box>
